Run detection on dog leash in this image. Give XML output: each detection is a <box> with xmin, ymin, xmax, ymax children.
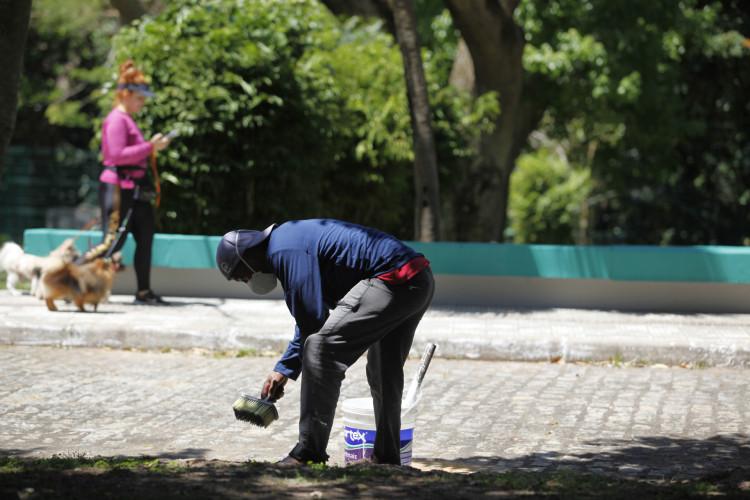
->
<box><xmin>68</xmin><ymin>216</ymin><xmax>99</xmax><ymax>245</ymax></box>
<box><xmin>78</xmin><ymin>149</ymin><xmax>160</xmax><ymax>263</ymax></box>
<box><xmin>150</xmin><ymin>149</ymin><xmax>161</xmax><ymax>208</ymax></box>
<box><xmin>103</xmin><ymin>186</ymin><xmax>139</xmax><ymax>259</ymax></box>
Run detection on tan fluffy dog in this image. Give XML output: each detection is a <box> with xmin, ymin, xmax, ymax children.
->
<box><xmin>36</xmin><ymin>253</ymin><xmax>123</xmax><ymax>312</ymax></box>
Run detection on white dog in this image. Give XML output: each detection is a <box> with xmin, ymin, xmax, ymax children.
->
<box><xmin>0</xmin><ymin>239</ymin><xmax>80</xmax><ymax>296</ymax></box>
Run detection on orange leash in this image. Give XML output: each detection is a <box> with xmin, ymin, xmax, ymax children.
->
<box><xmin>70</xmin><ymin>216</ymin><xmax>100</xmax><ymax>244</ymax></box>
<box><xmin>150</xmin><ymin>149</ymin><xmax>162</xmax><ymax>208</ymax></box>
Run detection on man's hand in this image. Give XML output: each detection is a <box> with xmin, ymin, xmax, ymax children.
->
<box><xmin>261</xmin><ymin>371</ymin><xmax>289</xmax><ymax>403</ymax></box>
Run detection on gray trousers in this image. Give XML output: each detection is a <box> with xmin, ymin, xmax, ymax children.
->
<box><xmin>289</xmin><ymin>267</ymin><xmax>435</xmax><ymax>464</ymax></box>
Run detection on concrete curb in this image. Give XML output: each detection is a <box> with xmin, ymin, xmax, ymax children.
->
<box><xmin>2</xmin><ymin>291</ymin><xmax>750</xmax><ymax>367</ymax></box>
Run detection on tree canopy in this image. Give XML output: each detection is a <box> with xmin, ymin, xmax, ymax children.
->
<box><xmin>102</xmin><ymin>0</ymin><xmax>487</xmax><ymax>238</ymax></box>
<box><xmin>510</xmin><ymin>0</ymin><xmax>750</xmax><ymax>244</ymax></box>
<box><xmin>7</xmin><ymin>0</ymin><xmax>749</xmax><ymax>245</ymax></box>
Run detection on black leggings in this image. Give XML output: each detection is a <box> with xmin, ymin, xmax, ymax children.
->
<box><xmin>98</xmin><ymin>182</ymin><xmax>155</xmax><ymax>292</ymax></box>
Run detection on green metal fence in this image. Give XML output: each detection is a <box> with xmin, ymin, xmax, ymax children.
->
<box><xmin>0</xmin><ymin>146</ymin><xmax>101</xmax><ymax>242</ymax></box>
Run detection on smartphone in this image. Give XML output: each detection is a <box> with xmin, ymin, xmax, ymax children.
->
<box><xmin>164</xmin><ymin>130</ymin><xmax>180</xmax><ymax>140</ymax></box>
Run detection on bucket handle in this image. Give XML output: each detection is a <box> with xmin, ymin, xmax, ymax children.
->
<box><xmin>401</xmin><ymin>389</ymin><xmax>422</xmax><ymax>418</ymax></box>
<box><xmin>403</xmin><ymin>343</ymin><xmax>436</xmax><ymax>411</ymax></box>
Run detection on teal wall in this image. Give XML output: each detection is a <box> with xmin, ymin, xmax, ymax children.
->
<box><xmin>407</xmin><ymin>242</ymin><xmax>750</xmax><ymax>283</ymax></box>
<box><xmin>24</xmin><ymin>229</ymin><xmax>220</xmax><ymax>270</ymax></box>
<box><xmin>24</xmin><ymin>228</ymin><xmax>750</xmax><ymax>283</ymax></box>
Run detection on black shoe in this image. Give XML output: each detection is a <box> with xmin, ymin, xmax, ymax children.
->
<box><xmin>133</xmin><ymin>290</ymin><xmax>170</xmax><ymax>306</ymax></box>
<box><xmin>276</xmin><ymin>456</ymin><xmax>302</xmax><ymax>466</ymax></box>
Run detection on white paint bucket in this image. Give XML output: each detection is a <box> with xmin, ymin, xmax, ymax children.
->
<box><xmin>342</xmin><ymin>397</ymin><xmax>417</xmax><ymax>466</ymax></box>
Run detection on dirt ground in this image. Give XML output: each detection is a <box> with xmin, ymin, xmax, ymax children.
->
<box><xmin>3</xmin><ymin>458</ymin><xmax>750</xmax><ymax>499</ymax></box>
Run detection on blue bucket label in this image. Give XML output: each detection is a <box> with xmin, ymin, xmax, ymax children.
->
<box><xmin>344</xmin><ymin>426</ymin><xmax>413</xmax><ymax>466</ymax></box>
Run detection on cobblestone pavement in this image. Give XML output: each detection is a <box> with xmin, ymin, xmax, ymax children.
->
<box><xmin>1</xmin><ymin>345</ymin><xmax>748</xmax><ymax>480</ymax></box>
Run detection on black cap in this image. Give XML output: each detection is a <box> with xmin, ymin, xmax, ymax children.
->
<box><xmin>215</xmin><ymin>224</ymin><xmax>277</xmax><ymax>280</ymax></box>
<box><xmin>116</xmin><ymin>83</ymin><xmax>156</xmax><ymax>98</ymax></box>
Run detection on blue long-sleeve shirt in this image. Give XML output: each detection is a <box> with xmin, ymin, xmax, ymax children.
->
<box><xmin>266</xmin><ymin>219</ymin><xmax>421</xmax><ymax>379</ymax></box>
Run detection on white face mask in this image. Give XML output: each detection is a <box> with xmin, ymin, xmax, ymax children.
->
<box><xmin>235</xmin><ymin>232</ymin><xmax>277</xmax><ymax>295</ymax></box>
<box><xmin>247</xmin><ymin>272</ymin><xmax>278</xmax><ymax>295</ymax></box>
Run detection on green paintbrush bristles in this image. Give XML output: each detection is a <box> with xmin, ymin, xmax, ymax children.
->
<box><xmin>232</xmin><ymin>394</ymin><xmax>279</xmax><ymax>427</ymax></box>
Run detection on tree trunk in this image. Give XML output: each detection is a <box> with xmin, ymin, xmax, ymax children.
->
<box><xmin>321</xmin><ymin>0</ymin><xmax>442</xmax><ymax>240</ymax></box>
<box><xmin>448</xmin><ymin>38</ymin><xmax>474</xmax><ymax>91</ymax></box>
<box><xmin>0</xmin><ymin>0</ymin><xmax>32</xmax><ymax>183</ymax></box>
<box><xmin>391</xmin><ymin>0</ymin><xmax>442</xmax><ymax>241</ymax></box>
<box><xmin>319</xmin><ymin>0</ymin><xmax>396</xmax><ymax>35</ymax></box>
<box><xmin>444</xmin><ymin>0</ymin><xmax>526</xmax><ymax>241</ymax></box>
<box><xmin>110</xmin><ymin>0</ymin><xmax>148</xmax><ymax>25</ymax></box>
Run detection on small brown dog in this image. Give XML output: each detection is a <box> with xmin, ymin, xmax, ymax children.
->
<box><xmin>36</xmin><ymin>253</ymin><xmax>123</xmax><ymax>312</ymax></box>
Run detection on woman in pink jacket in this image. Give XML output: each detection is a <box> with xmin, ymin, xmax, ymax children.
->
<box><xmin>97</xmin><ymin>60</ymin><xmax>171</xmax><ymax>305</ymax></box>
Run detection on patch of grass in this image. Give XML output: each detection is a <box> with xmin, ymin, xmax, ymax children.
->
<box><xmin>631</xmin><ymin>357</ymin><xmax>650</xmax><ymax>367</ymax></box>
<box><xmin>0</xmin><ymin>269</ymin><xmax>31</xmax><ymax>292</ymax></box>
<box><xmin>1</xmin><ymin>454</ymin><xmax>184</xmax><ymax>474</ymax></box>
<box><xmin>1</xmin><ymin>455</ymin><xmax>748</xmax><ymax>499</ymax></box>
<box><xmin>212</xmin><ymin>348</ymin><xmax>259</xmax><ymax>359</ymax></box>
<box><xmin>680</xmin><ymin>360</ymin><xmax>708</xmax><ymax>370</ymax></box>
<box><xmin>609</xmin><ymin>350</ymin><xmax>625</xmax><ymax>367</ymax></box>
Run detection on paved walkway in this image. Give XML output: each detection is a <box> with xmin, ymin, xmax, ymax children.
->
<box><xmin>2</xmin><ymin>291</ymin><xmax>750</xmax><ymax>366</ymax></box>
<box><xmin>1</xmin><ymin>346</ymin><xmax>748</xmax><ymax>479</ymax></box>
<box><xmin>1</xmin><ymin>290</ymin><xmax>749</xmax><ymax>479</ymax></box>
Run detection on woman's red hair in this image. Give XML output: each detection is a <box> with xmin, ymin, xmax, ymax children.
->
<box><xmin>113</xmin><ymin>60</ymin><xmax>149</xmax><ymax>107</ymax></box>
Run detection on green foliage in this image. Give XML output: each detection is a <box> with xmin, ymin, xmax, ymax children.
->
<box><xmin>100</xmin><ymin>0</ymin><xmax>494</xmax><ymax>239</ymax></box>
<box><xmin>104</xmin><ymin>1</ymin><xmax>383</xmax><ymax>234</ymax></box>
<box><xmin>518</xmin><ymin>0</ymin><xmax>686</xmax><ymax>173</ymax></box>
<box><xmin>415</xmin><ymin>3</ymin><xmax>460</xmax><ymax>83</ymax></box>
<box><xmin>14</xmin><ymin>0</ymin><xmax>749</xmax><ymax>245</ymax></box>
<box><xmin>508</xmin><ymin>148</ymin><xmax>592</xmax><ymax>244</ymax></box>
<box><xmin>13</xmin><ymin>0</ymin><xmax>496</xmax><ymax>240</ymax></box>
<box><xmin>106</xmin><ymin>0</ymin><xmax>341</xmax><ymax>234</ymax></box>
<box><xmin>14</xmin><ymin>0</ymin><xmax>116</xmax><ymax>149</ymax></box>
<box><xmin>315</xmin><ymin>18</ymin><xmax>414</xmax><ymax>232</ymax></box>
<box><xmin>516</xmin><ymin>0</ymin><xmax>750</xmax><ymax>244</ymax></box>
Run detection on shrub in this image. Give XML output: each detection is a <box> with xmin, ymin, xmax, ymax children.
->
<box><xmin>508</xmin><ymin>148</ymin><xmax>592</xmax><ymax>244</ymax></box>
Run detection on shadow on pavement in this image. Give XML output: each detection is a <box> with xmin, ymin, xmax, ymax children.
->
<box><xmin>158</xmin><ymin>300</ymin><xmax>222</xmax><ymax>308</ymax></box>
<box><xmin>2</xmin><ymin>447</ymin><xmax>749</xmax><ymax>499</ymax></box>
<box><xmin>416</xmin><ymin>434</ymin><xmax>750</xmax><ymax>482</ymax></box>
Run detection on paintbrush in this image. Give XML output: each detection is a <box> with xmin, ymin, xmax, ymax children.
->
<box><xmin>232</xmin><ymin>387</ymin><xmax>283</xmax><ymax>427</ymax></box>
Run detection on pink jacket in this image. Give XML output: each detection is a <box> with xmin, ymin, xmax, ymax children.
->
<box><xmin>99</xmin><ymin>108</ymin><xmax>153</xmax><ymax>189</ymax></box>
